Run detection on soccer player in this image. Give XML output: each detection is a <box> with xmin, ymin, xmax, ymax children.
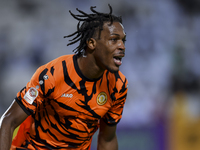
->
<box><xmin>0</xmin><ymin>4</ymin><xmax>128</xmax><ymax>150</ymax></box>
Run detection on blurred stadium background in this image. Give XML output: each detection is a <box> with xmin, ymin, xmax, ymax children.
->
<box><xmin>1</xmin><ymin>0</ymin><xmax>200</xmax><ymax>150</ymax></box>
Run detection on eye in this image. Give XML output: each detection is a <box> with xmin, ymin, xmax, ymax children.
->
<box><xmin>122</xmin><ymin>37</ymin><xmax>126</xmax><ymax>43</ymax></box>
<box><xmin>122</xmin><ymin>39</ymin><xmax>126</xmax><ymax>44</ymax></box>
<box><xmin>111</xmin><ymin>38</ymin><xmax>117</xmax><ymax>42</ymax></box>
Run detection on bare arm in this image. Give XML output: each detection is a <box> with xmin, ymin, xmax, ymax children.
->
<box><xmin>0</xmin><ymin>100</ymin><xmax>28</xmax><ymax>150</ymax></box>
<box><xmin>97</xmin><ymin>119</ymin><xmax>118</xmax><ymax>150</ymax></box>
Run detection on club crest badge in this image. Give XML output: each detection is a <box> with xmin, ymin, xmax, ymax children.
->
<box><xmin>97</xmin><ymin>92</ymin><xmax>107</xmax><ymax>105</ymax></box>
<box><xmin>24</xmin><ymin>87</ymin><xmax>38</xmax><ymax>104</ymax></box>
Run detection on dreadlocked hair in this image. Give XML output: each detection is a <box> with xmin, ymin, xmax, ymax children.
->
<box><xmin>64</xmin><ymin>4</ymin><xmax>122</xmax><ymax>56</ymax></box>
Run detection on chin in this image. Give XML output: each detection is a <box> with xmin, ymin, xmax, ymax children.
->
<box><xmin>107</xmin><ymin>66</ymin><xmax>120</xmax><ymax>73</ymax></box>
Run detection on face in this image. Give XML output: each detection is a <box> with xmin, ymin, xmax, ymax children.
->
<box><xmin>93</xmin><ymin>21</ymin><xmax>126</xmax><ymax>72</ymax></box>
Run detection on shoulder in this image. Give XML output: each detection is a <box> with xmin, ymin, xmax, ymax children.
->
<box><xmin>22</xmin><ymin>55</ymin><xmax>75</xmax><ymax>100</ymax></box>
<box><xmin>32</xmin><ymin>54</ymin><xmax>75</xmax><ymax>88</ymax></box>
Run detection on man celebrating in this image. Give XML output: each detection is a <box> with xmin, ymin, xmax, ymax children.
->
<box><xmin>0</xmin><ymin>4</ymin><xmax>128</xmax><ymax>150</ymax></box>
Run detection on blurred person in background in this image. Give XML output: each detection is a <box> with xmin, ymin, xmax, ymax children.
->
<box><xmin>0</xmin><ymin>4</ymin><xmax>128</xmax><ymax>150</ymax></box>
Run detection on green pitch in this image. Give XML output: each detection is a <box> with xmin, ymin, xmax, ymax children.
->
<box><xmin>12</xmin><ymin>126</ymin><xmax>19</xmax><ymax>139</ymax></box>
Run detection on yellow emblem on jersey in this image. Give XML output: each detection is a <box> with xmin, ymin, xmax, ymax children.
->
<box><xmin>97</xmin><ymin>92</ymin><xmax>107</xmax><ymax>105</ymax></box>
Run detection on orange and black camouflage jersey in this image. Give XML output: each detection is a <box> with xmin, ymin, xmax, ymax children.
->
<box><xmin>11</xmin><ymin>54</ymin><xmax>128</xmax><ymax>150</ymax></box>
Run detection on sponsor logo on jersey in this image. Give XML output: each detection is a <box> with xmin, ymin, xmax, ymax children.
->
<box><xmin>24</xmin><ymin>87</ymin><xmax>38</xmax><ymax>104</ymax></box>
<box><xmin>39</xmin><ymin>80</ymin><xmax>44</xmax><ymax>85</ymax></box>
<box><xmin>97</xmin><ymin>92</ymin><xmax>107</xmax><ymax>105</ymax></box>
<box><xmin>43</xmin><ymin>75</ymin><xmax>49</xmax><ymax>80</ymax></box>
<box><xmin>61</xmin><ymin>93</ymin><xmax>73</xmax><ymax>98</ymax></box>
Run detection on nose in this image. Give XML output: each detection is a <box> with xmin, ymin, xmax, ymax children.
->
<box><xmin>118</xmin><ymin>40</ymin><xmax>125</xmax><ymax>51</ymax></box>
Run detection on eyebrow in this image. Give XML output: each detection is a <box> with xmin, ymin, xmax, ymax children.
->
<box><xmin>111</xmin><ymin>33</ymin><xmax>126</xmax><ymax>38</ymax></box>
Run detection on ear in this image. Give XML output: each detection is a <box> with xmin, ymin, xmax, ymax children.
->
<box><xmin>86</xmin><ymin>38</ymin><xmax>96</xmax><ymax>50</ymax></box>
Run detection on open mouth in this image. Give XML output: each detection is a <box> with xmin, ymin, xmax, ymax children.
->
<box><xmin>113</xmin><ymin>56</ymin><xmax>122</xmax><ymax>66</ymax></box>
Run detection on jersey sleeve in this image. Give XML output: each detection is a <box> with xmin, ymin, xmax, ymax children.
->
<box><xmin>102</xmin><ymin>72</ymin><xmax>128</xmax><ymax>126</ymax></box>
<box><xmin>15</xmin><ymin>64</ymin><xmax>56</xmax><ymax>115</ymax></box>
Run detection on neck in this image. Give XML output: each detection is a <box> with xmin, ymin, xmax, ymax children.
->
<box><xmin>77</xmin><ymin>54</ymin><xmax>105</xmax><ymax>80</ymax></box>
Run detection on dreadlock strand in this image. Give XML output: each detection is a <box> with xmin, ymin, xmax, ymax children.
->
<box><xmin>76</xmin><ymin>8</ymin><xmax>93</xmax><ymax>18</ymax></box>
<box><xmin>69</xmin><ymin>10</ymin><xmax>86</xmax><ymax>21</ymax></box>
<box><xmin>108</xmin><ymin>14</ymin><xmax>113</xmax><ymax>25</ymax></box>
<box><xmin>108</xmin><ymin>4</ymin><xmax>112</xmax><ymax>15</ymax></box>
<box><xmin>76</xmin><ymin>30</ymin><xmax>91</xmax><ymax>51</ymax></box>
<box><xmin>90</xmin><ymin>6</ymin><xmax>102</xmax><ymax>15</ymax></box>
<box><xmin>108</xmin><ymin>4</ymin><xmax>113</xmax><ymax>24</ymax></box>
<box><xmin>73</xmin><ymin>43</ymin><xmax>85</xmax><ymax>54</ymax></box>
<box><xmin>87</xmin><ymin>30</ymin><xmax>95</xmax><ymax>41</ymax></box>
<box><xmin>69</xmin><ymin>33</ymin><xmax>81</xmax><ymax>41</ymax></box>
<box><xmin>67</xmin><ymin>36</ymin><xmax>82</xmax><ymax>46</ymax></box>
<box><xmin>64</xmin><ymin>21</ymin><xmax>81</xmax><ymax>39</ymax></box>
<box><xmin>77</xmin><ymin>21</ymin><xmax>81</xmax><ymax>32</ymax></box>
<box><xmin>64</xmin><ymin>31</ymin><xmax>79</xmax><ymax>38</ymax></box>
<box><xmin>75</xmin><ymin>14</ymin><xmax>90</xmax><ymax>18</ymax></box>
<box><xmin>97</xmin><ymin>18</ymin><xmax>104</xmax><ymax>39</ymax></box>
